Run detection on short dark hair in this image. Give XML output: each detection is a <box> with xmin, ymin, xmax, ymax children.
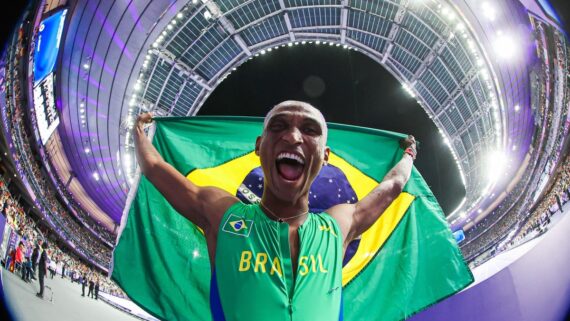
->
<box><xmin>42</xmin><ymin>242</ymin><xmax>49</xmax><ymax>249</ymax></box>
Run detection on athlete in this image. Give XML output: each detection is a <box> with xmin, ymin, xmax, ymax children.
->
<box><xmin>134</xmin><ymin>100</ymin><xmax>416</xmax><ymax>321</ymax></box>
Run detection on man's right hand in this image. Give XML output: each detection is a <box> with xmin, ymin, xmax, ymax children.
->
<box><xmin>132</xmin><ymin>111</ymin><xmax>237</xmax><ymax>242</ymax></box>
<box><xmin>136</xmin><ymin>112</ymin><xmax>153</xmax><ymax>132</ymax></box>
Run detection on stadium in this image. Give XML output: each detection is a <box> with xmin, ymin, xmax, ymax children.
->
<box><xmin>0</xmin><ymin>0</ymin><xmax>568</xmax><ymax>320</ymax></box>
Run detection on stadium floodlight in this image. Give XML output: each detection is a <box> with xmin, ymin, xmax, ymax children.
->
<box><xmin>93</xmin><ymin>172</ymin><xmax>100</xmax><ymax>181</ymax></box>
<box><xmin>83</xmin><ymin>63</ymin><xmax>90</xmax><ymax>69</ymax></box>
<box><xmin>203</xmin><ymin>10</ymin><xmax>212</xmax><ymax>20</ymax></box>
<box><xmin>481</xmin><ymin>2</ymin><xmax>497</xmax><ymax>21</ymax></box>
<box><xmin>486</xmin><ymin>150</ymin><xmax>506</xmax><ymax>183</ymax></box>
<box><xmin>123</xmin><ymin>153</ymin><xmax>131</xmax><ymax>169</ymax></box>
<box><xmin>85</xmin><ymin>148</ymin><xmax>90</xmax><ymax>154</ymax></box>
<box><xmin>514</xmin><ymin>104</ymin><xmax>520</xmax><ymax>111</ymax></box>
<box><xmin>494</xmin><ymin>31</ymin><xmax>517</xmax><ymax>60</ymax></box>
<box><xmin>402</xmin><ymin>83</ymin><xmax>416</xmax><ymax>98</ymax></box>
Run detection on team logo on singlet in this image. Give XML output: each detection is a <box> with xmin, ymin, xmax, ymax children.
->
<box><xmin>222</xmin><ymin>214</ymin><xmax>253</xmax><ymax>237</ymax></box>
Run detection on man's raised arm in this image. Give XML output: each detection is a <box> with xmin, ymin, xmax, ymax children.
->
<box><xmin>328</xmin><ymin>136</ymin><xmax>416</xmax><ymax>246</ymax></box>
<box><xmin>134</xmin><ymin>113</ymin><xmax>238</xmax><ymax>232</ymax></box>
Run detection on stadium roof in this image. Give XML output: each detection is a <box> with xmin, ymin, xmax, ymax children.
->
<box><xmin>50</xmin><ymin>0</ymin><xmax>556</xmax><ymax>227</ymax></box>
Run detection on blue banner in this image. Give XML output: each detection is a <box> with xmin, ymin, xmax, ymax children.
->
<box><xmin>33</xmin><ymin>9</ymin><xmax>67</xmax><ymax>84</ymax></box>
<box><xmin>453</xmin><ymin>229</ymin><xmax>465</xmax><ymax>244</ymax></box>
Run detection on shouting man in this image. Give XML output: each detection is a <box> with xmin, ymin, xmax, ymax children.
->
<box><xmin>135</xmin><ymin>100</ymin><xmax>416</xmax><ymax>321</ymax></box>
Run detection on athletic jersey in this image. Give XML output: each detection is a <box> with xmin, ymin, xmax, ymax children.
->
<box><xmin>211</xmin><ymin>202</ymin><xmax>343</xmax><ymax>321</ymax></box>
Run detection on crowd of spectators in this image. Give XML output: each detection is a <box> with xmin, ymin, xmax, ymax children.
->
<box><xmin>1</xmin><ymin>176</ymin><xmax>126</xmax><ymax>299</ymax></box>
<box><xmin>462</xmin><ymin>155</ymin><xmax>570</xmax><ymax>261</ymax></box>
<box><xmin>1</xmin><ymin>23</ymin><xmax>113</xmax><ymax>267</ymax></box>
<box><xmin>461</xmin><ymin>169</ymin><xmax>532</xmax><ymax>241</ymax></box>
<box><xmin>512</xmin><ymin>155</ymin><xmax>570</xmax><ymax>244</ymax></box>
<box><xmin>49</xmin><ymin>174</ymin><xmax>116</xmax><ymax>246</ymax></box>
<box><xmin>2</xmin><ymin>23</ymin><xmax>115</xmax><ymax>247</ymax></box>
<box><xmin>460</xmin><ymin>22</ymin><xmax>570</xmax><ymax>262</ymax></box>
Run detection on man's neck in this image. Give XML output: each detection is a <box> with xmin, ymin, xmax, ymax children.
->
<box><xmin>260</xmin><ymin>191</ymin><xmax>309</xmax><ymax>226</ymax></box>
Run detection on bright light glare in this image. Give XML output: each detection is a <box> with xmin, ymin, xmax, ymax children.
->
<box><xmin>93</xmin><ymin>172</ymin><xmax>100</xmax><ymax>181</ymax></box>
<box><xmin>481</xmin><ymin>2</ymin><xmax>497</xmax><ymax>21</ymax></box>
<box><xmin>494</xmin><ymin>32</ymin><xmax>517</xmax><ymax>60</ymax></box>
<box><xmin>402</xmin><ymin>84</ymin><xmax>416</xmax><ymax>98</ymax></box>
<box><xmin>486</xmin><ymin>151</ymin><xmax>506</xmax><ymax>183</ymax></box>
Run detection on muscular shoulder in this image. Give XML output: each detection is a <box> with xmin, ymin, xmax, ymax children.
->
<box><xmin>323</xmin><ymin>203</ymin><xmax>356</xmax><ymax>244</ymax></box>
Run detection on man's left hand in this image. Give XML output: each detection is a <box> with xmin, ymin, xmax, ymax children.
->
<box><xmin>401</xmin><ymin>135</ymin><xmax>417</xmax><ymax>160</ymax></box>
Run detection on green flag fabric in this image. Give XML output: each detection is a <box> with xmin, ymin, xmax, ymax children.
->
<box><xmin>111</xmin><ymin>116</ymin><xmax>473</xmax><ymax>321</ymax></box>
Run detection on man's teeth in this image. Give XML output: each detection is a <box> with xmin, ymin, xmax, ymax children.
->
<box><xmin>277</xmin><ymin>152</ymin><xmax>305</xmax><ymax>165</ymax></box>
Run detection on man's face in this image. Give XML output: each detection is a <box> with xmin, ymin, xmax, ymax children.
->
<box><xmin>256</xmin><ymin>102</ymin><xmax>329</xmax><ymax>203</ymax></box>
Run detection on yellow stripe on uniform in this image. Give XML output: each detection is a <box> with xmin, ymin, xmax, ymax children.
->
<box><xmin>186</xmin><ymin>151</ymin><xmax>260</xmax><ymax>194</ymax></box>
<box><xmin>341</xmin><ymin>193</ymin><xmax>414</xmax><ymax>286</ymax></box>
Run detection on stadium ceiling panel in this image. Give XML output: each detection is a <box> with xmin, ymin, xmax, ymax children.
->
<box><xmin>55</xmin><ymin>0</ymin><xmax>547</xmax><ymax>227</ymax></box>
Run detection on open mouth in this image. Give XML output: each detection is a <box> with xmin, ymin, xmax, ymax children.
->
<box><xmin>275</xmin><ymin>152</ymin><xmax>305</xmax><ymax>181</ymax></box>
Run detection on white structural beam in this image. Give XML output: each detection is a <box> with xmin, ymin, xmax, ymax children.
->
<box><xmin>152</xmin><ymin>48</ymin><xmax>212</xmax><ymax>90</ymax></box>
<box><xmin>205</xmin><ymin>0</ymin><xmax>252</xmax><ymax>56</ymax></box>
<box><xmin>340</xmin><ymin>0</ymin><xmax>348</xmax><ymax>44</ymax></box>
<box><xmin>278</xmin><ymin>0</ymin><xmax>296</xmax><ymax>41</ymax></box>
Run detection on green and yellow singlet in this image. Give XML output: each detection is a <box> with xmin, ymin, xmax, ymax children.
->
<box><xmin>210</xmin><ymin>202</ymin><xmax>343</xmax><ymax>321</ymax></box>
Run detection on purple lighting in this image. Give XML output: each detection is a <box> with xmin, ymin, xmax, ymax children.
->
<box><xmin>94</xmin><ymin>9</ymin><xmax>134</xmax><ymax>61</ymax></box>
<box><xmin>69</xmin><ymin>64</ymin><xmax>108</xmax><ymax>91</ymax></box>
<box><xmin>83</xmin><ymin>43</ymin><xmax>118</xmax><ymax>77</ymax></box>
<box><xmin>127</xmin><ymin>1</ymin><xmax>146</xmax><ymax>34</ymax></box>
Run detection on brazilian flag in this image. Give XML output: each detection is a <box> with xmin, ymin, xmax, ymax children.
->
<box><xmin>111</xmin><ymin>116</ymin><xmax>473</xmax><ymax>321</ymax></box>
